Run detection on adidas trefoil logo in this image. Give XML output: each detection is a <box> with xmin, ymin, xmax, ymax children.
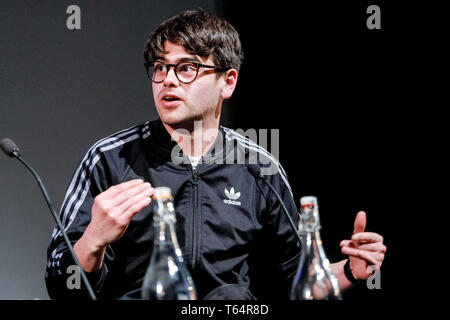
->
<box><xmin>224</xmin><ymin>187</ymin><xmax>241</xmax><ymax>206</ymax></box>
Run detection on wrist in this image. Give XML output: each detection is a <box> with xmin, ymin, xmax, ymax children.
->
<box><xmin>343</xmin><ymin>259</ymin><xmax>364</xmax><ymax>286</ymax></box>
<box><xmin>82</xmin><ymin>225</ymin><xmax>108</xmax><ymax>253</ymax></box>
<box><xmin>74</xmin><ymin>233</ymin><xmax>107</xmax><ymax>273</ymax></box>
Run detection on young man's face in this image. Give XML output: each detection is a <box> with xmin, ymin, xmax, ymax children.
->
<box><xmin>151</xmin><ymin>41</ymin><xmax>227</xmax><ymax>129</ymax></box>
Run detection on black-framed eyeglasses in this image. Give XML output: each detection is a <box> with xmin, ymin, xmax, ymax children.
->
<box><xmin>144</xmin><ymin>61</ymin><xmax>225</xmax><ymax>84</ymax></box>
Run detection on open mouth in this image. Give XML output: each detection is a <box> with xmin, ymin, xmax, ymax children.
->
<box><xmin>162</xmin><ymin>95</ymin><xmax>181</xmax><ymax>102</ymax></box>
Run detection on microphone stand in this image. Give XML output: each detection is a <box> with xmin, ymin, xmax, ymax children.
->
<box><xmin>12</xmin><ymin>150</ymin><xmax>97</xmax><ymax>300</ymax></box>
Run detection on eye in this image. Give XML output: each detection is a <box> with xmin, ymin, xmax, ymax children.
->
<box><xmin>178</xmin><ymin>63</ymin><xmax>196</xmax><ymax>73</ymax></box>
<box><xmin>153</xmin><ymin>62</ymin><xmax>166</xmax><ymax>72</ymax></box>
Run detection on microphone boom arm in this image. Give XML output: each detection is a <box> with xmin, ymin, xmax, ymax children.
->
<box><xmin>262</xmin><ymin>178</ymin><xmax>303</xmax><ymax>246</ymax></box>
<box><xmin>12</xmin><ymin>150</ymin><xmax>97</xmax><ymax>300</ymax></box>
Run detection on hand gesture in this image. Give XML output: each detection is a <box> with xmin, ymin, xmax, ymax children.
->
<box><xmin>339</xmin><ymin>211</ymin><xmax>386</xmax><ymax>280</ymax></box>
<box><xmin>84</xmin><ymin>179</ymin><xmax>154</xmax><ymax>249</ymax></box>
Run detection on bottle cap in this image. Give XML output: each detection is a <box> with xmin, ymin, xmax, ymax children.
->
<box><xmin>300</xmin><ymin>196</ymin><xmax>318</xmax><ymax>209</ymax></box>
<box><xmin>152</xmin><ymin>187</ymin><xmax>172</xmax><ymax>200</ymax></box>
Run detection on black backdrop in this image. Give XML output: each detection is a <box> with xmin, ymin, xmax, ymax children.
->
<box><xmin>220</xmin><ymin>1</ymin><xmax>407</xmax><ymax>300</ymax></box>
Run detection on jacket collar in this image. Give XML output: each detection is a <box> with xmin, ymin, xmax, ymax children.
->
<box><xmin>149</xmin><ymin>118</ymin><xmax>227</xmax><ymax>168</ymax></box>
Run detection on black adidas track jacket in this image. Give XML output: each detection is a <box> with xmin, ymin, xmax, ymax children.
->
<box><xmin>45</xmin><ymin>119</ymin><xmax>301</xmax><ymax>300</ymax></box>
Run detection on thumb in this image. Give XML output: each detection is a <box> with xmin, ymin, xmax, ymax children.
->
<box><xmin>352</xmin><ymin>211</ymin><xmax>366</xmax><ymax>235</ymax></box>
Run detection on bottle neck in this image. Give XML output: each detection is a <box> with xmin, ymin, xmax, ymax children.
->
<box><xmin>302</xmin><ymin>230</ymin><xmax>323</xmax><ymax>251</ymax></box>
<box><xmin>153</xmin><ymin>216</ymin><xmax>180</xmax><ymax>248</ymax></box>
<box><xmin>299</xmin><ymin>208</ymin><xmax>321</xmax><ymax>233</ymax></box>
<box><xmin>299</xmin><ymin>208</ymin><xmax>324</xmax><ymax>252</ymax></box>
<box><xmin>152</xmin><ymin>196</ymin><xmax>180</xmax><ymax>248</ymax></box>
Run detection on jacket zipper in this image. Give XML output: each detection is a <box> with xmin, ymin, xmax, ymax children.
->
<box><xmin>191</xmin><ymin>167</ymin><xmax>199</xmax><ymax>269</ymax></box>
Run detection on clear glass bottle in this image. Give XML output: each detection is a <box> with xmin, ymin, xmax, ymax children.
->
<box><xmin>290</xmin><ymin>196</ymin><xmax>342</xmax><ymax>300</ymax></box>
<box><xmin>141</xmin><ymin>187</ymin><xmax>197</xmax><ymax>300</ymax></box>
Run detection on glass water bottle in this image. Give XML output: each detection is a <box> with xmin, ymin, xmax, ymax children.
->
<box><xmin>290</xmin><ymin>196</ymin><xmax>342</xmax><ymax>300</ymax></box>
<box><xmin>141</xmin><ymin>187</ymin><xmax>197</xmax><ymax>300</ymax></box>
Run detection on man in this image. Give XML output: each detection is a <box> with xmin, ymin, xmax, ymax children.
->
<box><xmin>45</xmin><ymin>10</ymin><xmax>386</xmax><ymax>300</ymax></box>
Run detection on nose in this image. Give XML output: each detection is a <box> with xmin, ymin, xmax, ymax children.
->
<box><xmin>163</xmin><ymin>66</ymin><xmax>179</xmax><ymax>87</ymax></box>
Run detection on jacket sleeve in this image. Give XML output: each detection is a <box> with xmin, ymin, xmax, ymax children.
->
<box><xmin>254</xmin><ymin>165</ymin><xmax>302</xmax><ymax>299</ymax></box>
<box><xmin>45</xmin><ymin>151</ymin><xmax>115</xmax><ymax>299</ymax></box>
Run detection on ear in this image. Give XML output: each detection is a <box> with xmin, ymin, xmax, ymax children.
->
<box><xmin>220</xmin><ymin>69</ymin><xmax>238</xmax><ymax>100</ymax></box>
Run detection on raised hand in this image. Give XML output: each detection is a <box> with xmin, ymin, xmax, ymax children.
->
<box><xmin>339</xmin><ymin>211</ymin><xmax>386</xmax><ymax>280</ymax></box>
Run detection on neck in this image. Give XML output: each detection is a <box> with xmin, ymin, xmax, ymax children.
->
<box><xmin>162</xmin><ymin>113</ymin><xmax>221</xmax><ymax>157</ymax></box>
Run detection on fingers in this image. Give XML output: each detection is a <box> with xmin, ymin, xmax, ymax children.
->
<box><xmin>352</xmin><ymin>232</ymin><xmax>384</xmax><ymax>243</ymax></box>
<box><xmin>108</xmin><ymin>181</ymin><xmax>154</xmax><ymax>207</ymax></box>
<box><xmin>340</xmin><ymin>240</ymin><xmax>352</xmax><ymax>247</ymax></box>
<box><xmin>103</xmin><ymin>179</ymin><xmax>147</xmax><ymax>200</ymax></box>
<box><xmin>121</xmin><ymin>196</ymin><xmax>153</xmax><ymax>222</ymax></box>
<box><xmin>352</xmin><ymin>211</ymin><xmax>366</xmax><ymax>235</ymax></box>
<box><xmin>340</xmin><ymin>231</ymin><xmax>386</xmax><ymax>268</ymax></box>
<box><xmin>340</xmin><ymin>247</ymin><xmax>382</xmax><ymax>266</ymax></box>
<box><xmin>341</xmin><ymin>231</ymin><xmax>385</xmax><ymax>249</ymax></box>
<box><xmin>340</xmin><ymin>240</ymin><xmax>386</xmax><ymax>252</ymax></box>
<box><xmin>356</xmin><ymin>242</ymin><xmax>387</xmax><ymax>253</ymax></box>
<box><xmin>342</xmin><ymin>211</ymin><xmax>386</xmax><ymax>274</ymax></box>
<box><xmin>89</xmin><ymin>179</ymin><xmax>154</xmax><ymax>246</ymax></box>
<box><xmin>92</xmin><ymin>179</ymin><xmax>153</xmax><ymax>221</ymax></box>
<box><xmin>117</xmin><ymin>186</ymin><xmax>154</xmax><ymax>216</ymax></box>
<box><xmin>341</xmin><ymin>232</ymin><xmax>384</xmax><ymax>246</ymax></box>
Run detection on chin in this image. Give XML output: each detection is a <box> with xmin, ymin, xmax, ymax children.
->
<box><xmin>157</xmin><ymin>106</ymin><xmax>203</xmax><ymax>129</ymax></box>
<box><xmin>158</xmin><ymin>113</ymin><xmax>192</xmax><ymax>129</ymax></box>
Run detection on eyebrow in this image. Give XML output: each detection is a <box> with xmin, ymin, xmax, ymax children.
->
<box><xmin>153</xmin><ymin>55</ymin><xmax>203</xmax><ymax>64</ymax></box>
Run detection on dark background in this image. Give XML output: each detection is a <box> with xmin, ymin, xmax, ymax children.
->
<box><xmin>0</xmin><ymin>0</ymin><xmax>426</xmax><ymax>300</ymax></box>
<box><xmin>221</xmin><ymin>1</ymin><xmax>400</xmax><ymax>301</ymax></box>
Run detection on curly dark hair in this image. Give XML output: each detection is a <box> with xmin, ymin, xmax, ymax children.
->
<box><xmin>143</xmin><ymin>10</ymin><xmax>244</xmax><ymax>73</ymax></box>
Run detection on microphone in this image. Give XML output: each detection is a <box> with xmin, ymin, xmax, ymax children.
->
<box><xmin>247</xmin><ymin>164</ymin><xmax>303</xmax><ymax>246</ymax></box>
<box><xmin>0</xmin><ymin>138</ymin><xmax>20</xmax><ymax>157</ymax></box>
<box><xmin>0</xmin><ymin>138</ymin><xmax>97</xmax><ymax>300</ymax></box>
